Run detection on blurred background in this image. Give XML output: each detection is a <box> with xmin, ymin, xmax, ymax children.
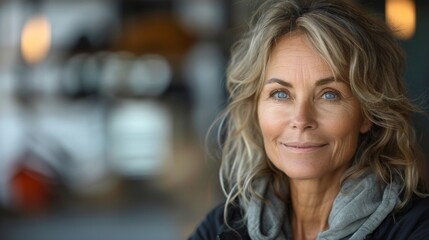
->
<box><xmin>0</xmin><ymin>0</ymin><xmax>427</xmax><ymax>239</ymax></box>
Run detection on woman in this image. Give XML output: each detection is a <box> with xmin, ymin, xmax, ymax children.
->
<box><xmin>190</xmin><ymin>0</ymin><xmax>429</xmax><ymax>239</ymax></box>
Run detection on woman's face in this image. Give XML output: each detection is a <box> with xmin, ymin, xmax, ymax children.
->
<box><xmin>257</xmin><ymin>33</ymin><xmax>371</xmax><ymax>181</ymax></box>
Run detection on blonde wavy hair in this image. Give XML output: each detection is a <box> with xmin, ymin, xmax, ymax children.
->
<box><xmin>217</xmin><ymin>0</ymin><xmax>428</xmax><ymax>218</ymax></box>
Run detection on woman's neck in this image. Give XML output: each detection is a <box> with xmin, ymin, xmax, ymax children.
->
<box><xmin>289</xmin><ymin>177</ymin><xmax>342</xmax><ymax>240</ymax></box>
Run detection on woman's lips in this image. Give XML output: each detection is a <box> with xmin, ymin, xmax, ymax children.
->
<box><xmin>281</xmin><ymin>142</ymin><xmax>328</xmax><ymax>153</ymax></box>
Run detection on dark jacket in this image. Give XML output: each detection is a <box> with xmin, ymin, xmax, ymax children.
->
<box><xmin>189</xmin><ymin>196</ymin><xmax>429</xmax><ymax>240</ymax></box>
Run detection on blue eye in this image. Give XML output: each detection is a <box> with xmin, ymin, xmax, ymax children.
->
<box><xmin>272</xmin><ymin>90</ymin><xmax>289</xmax><ymax>100</ymax></box>
<box><xmin>322</xmin><ymin>91</ymin><xmax>339</xmax><ymax>100</ymax></box>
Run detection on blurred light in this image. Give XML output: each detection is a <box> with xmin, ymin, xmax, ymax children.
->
<box><xmin>21</xmin><ymin>15</ymin><xmax>52</xmax><ymax>64</ymax></box>
<box><xmin>386</xmin><ymin>0</ymin><xmax>416</xmax><ymax>40</ymax></box>
<box><xmin>128</xmin><ymin>54</ymin><xmax>172</xmax><ymax>97</ymax></box>
<box><xmin>99</xmin><ymin>52</ymin><xmax>124</xmax><ymax>96</ymax></box>
<box><xmin>62</xmin><ymin>54</ymin><xmax>88</xmax><ymax>96</ymax></box>
<box><xmin>99</xmin><ymin>52</ymin><xmax>135</xmax><ymax>96</ymax></box>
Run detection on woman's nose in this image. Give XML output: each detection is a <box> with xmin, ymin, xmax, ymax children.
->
<box><xmin>290</xmin><ymin>100</ymin><xmax>317</xmax><ymax>131</ymax></box>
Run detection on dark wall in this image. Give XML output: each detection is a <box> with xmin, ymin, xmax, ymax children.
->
<box><xmin>400</xmin><ymin>2</ymin><xmax>429</xmax><ymax>159</ymax></box>
<box><xmin>359</xmin><ymin>0</ymin><xmax>429</xmax><ymax>159</ymax></box>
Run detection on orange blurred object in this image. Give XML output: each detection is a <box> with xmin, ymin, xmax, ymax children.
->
<box><xmin>11</xmin><ymin>165</ymin><xmax>54</xmax><ymax>214</ymax></box>
<box><xmin>386</xmin><ymin>0</ymin><xmax>416</xmax><ymax>40</ymax></box>
<box><xmin>21</xmin><ymin>15</ymin><xmax>52</xmax><ymax>64</ymax></box>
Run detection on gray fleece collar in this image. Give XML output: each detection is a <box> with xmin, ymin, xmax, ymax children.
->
<box><xmin>246</xmin><ymin>171</ymin><xmax>400</xmax><ymax>240</ymax></box>
<box><xmin>318</xmin><ymin>172</ymin><xmax>400</xmax><ymax>240</ymax></box>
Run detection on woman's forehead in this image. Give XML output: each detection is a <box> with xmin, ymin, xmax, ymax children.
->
<box><xmin>267</xmin><ymin>34</ymin><xmax>332</xmax><ymax>74</ymax></box>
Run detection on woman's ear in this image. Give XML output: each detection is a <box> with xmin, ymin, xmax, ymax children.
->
<box><xmin>360</xmin><ymin>116</ymin><xmax>372</xmax><ymax>134</ymax></box>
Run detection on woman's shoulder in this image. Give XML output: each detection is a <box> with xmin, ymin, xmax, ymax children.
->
<box><xmin>188</xmin><ymin>202</ymin><xmax>249</xmax><ymax>240</ymax></box>
<box><xmin>368</xmin><ymin>196</ymin><xmax>429</xmax><ymax>239</ymax></box>
<box><xmin>187</xmin><ymin>203</ymin><xmax>226</xmax><ymax>240</ymax></box>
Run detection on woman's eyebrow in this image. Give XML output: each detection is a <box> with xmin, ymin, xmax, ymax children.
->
<box><xmin>315</xmin><ymin>77</ymin><xmax>336</xmax><ymax>86</ymax></box>
<box><xmin>265</xmin><ymin>76</ymin><xmax>336</xmax><ymax>87</ymax></box>
<box><xmin>265</xmin><ymin>78</ymin><xmax>293</xmax><ymax>87</ymax></box>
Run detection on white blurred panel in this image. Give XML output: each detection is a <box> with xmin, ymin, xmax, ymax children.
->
<box><xmin>0</xmin><ymin>97</ymin><xmax>26</xmax><ymax>205</ymax></box>
<box><xmin>108</xmin><ymin>100</ymin><xmax>172</xmax><ymax>177</ymax></box>
<box><xmin>33</xmin><ymin>100</ymin><xmax>107</xmax><ymax>194</ymax></box>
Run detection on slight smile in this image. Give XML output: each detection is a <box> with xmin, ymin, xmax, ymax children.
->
<box><xmin>281</xmin><ymin>142</ymin><xmax>328</xmax><ymax>153</ymax></box>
